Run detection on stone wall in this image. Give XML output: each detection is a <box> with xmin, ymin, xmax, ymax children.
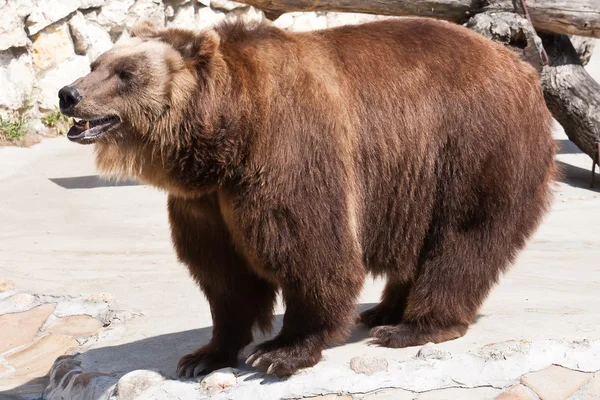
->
<box><xmin>0</xmin><ymin>0</ymin><xmax>382</xmax><ymax>137</ymax></box>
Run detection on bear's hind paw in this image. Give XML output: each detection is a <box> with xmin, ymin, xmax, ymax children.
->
<box><xmin>370</xmin><ymin>323</ymin><xmax>468</xmax><ymax>348</ymax></box>
<box><xmin>245</xmin><ymin>339</ymin><xmax>321</xmax><ymax>378</ymax></box>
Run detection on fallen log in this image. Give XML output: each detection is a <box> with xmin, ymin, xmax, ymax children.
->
<box><xmin>238</xmin><ymin>0</ymin><xmax>600</xmax><ymax>39</ymax></box>
<box><xmin>467</xmin><ymin>12</ymin><xmax>600</xmax><ymax>163</ymax></box>
<box><xmin>570</xmin><ymin>35</ymin><xmax>596</xmax><ymax>66</ymax></box>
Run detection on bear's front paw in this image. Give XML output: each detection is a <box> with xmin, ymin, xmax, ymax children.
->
<box><xmin>245</xmin><ymin>338</ymin><xmax>321</xmax><ymax>378</ymax></box>
<box><xmin>177</xmin><ymin>344</ymin><xmax>238</xmax><ymax>378</ymax></box>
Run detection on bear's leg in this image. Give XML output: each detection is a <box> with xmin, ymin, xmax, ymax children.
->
<box><xmin>246</xmin><ymin>259</ymin><xmax>364</xmax><ymax>377</ymax></box>
<box><xmin>357</xmin><ymin>280</ymin><xmax>412</xmax><ymax>328</ymax></box>
<box><xmin>168</xmin><ymin>195</ymin><xmax>278</xmax><ymax>378</ymax></box>
<box><xmin>370</xmin><ymin>226</ymin><xmax>514</xmax><ymax>348</ymax></box>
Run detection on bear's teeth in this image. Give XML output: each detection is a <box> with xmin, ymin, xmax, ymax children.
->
<box><xmin>85</xmin><ymin>121</ymin><xmax>90</xmax><ymax>130</ymax></box>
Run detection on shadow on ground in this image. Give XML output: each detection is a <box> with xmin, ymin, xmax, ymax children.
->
<box><xmin>554</xmin><ymin>139</ymin><xmax>599</xmax><ymax>192</ymax></box>
<box><xmin>49</xmin><ymin>175</ymin><xmax>142</xmax><ymax>189</ymax></box>
<box><xmin>81</xmin><ymin>305</ymin><xmax>378</xmax><ymax>380</ymax></box>
<box><xmin>556</xmin><ymin>139</ymin><xmax>583</xmax><ymax>155</ymax></box>
<box><xmin>3</xmin><ymin>304</ymin><xmax>493</xmax><ymax>398</ymax></box>
<box><xmin>557</xmin><ymin>161</ymin><xmax>600</xmax><ymax>192</ymax></box>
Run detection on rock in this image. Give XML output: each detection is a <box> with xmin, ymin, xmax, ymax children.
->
<box><xmin>415</xmin><ymin>343</ymin><xmax>452</xmax><ymax>361</ymax></box>
<box><xmin>97</xmin><ymin>0</ymin><xmax>136</xmax><ymax>35</ymax></box>
<box><xmin>304</xmin><ymin>395</ymin><xmax>353</xmax><ymax>400</ymax></box>
<box><xmin>116</xmin><ymin>369</ymin><xmax>165</xmax><ymax>400</ymax></box>
<box><xmin>6</xmin><ymin>334</ymin><xmax>79</xmax><ymax>379</ymax></box>
<box><xmin>0</xmin><ymin>2</ymin><xmax>31</xmax><ymax>51</ymax></box>
<box><xmin>210</xmin><ymin>0</ymin><xmax>246</xmax><ymax>11</ymax></box>
<box><xmin>349</xmin><ymin>356</ymin><xmax>388</xmax><ymax>376</ymax></box>
<box><xmin>196</xmin><ymin>6</ymin><xmax>226</xmax><ymax>30</ymax></box>
<box><xmin>520</xmin><ymin>365</ymin><xmax>592</xmax><ymax>400</ymax></box>
<box><xmin>31</xmin><ymin>22</ymin><xmax>76</xmax><ymax>73</ymax></box>
<box><xmin>125</xmin><ymin>0</ymin><xmax>165</xmax><ymax>30</ymax></box>
<box><xmin>495</xmin><ymin>384</ymin><xmax>540</xmax><ymax>400</ymax></box>
<box><xmin>166</xmin><ymin>2</ymin><xmax>197</xmax><ymax>29</ymax></box>
<box><xmin>86</xmin><ymin>292</ymin><xmax>115</xmax><ymax>303</ymax></box>
<box><xmin>37</xmin><ymin>55</ymin><xmax>90</xmax><ymax>111</ymax></box>
<box><xmin>290</xmin><ymin>12</ymin><xmax>328</xmax><ymax>32</ymax></box>
<box><xmin>0</xmin><ymin>303</ymin><xmax>55</xmax><ymax>354</ymax></box>
<box><xmin>273</xmin><ymin>13</ymin><xmax>295</xmax><ymax>30</ymax></box>
<box><xmin>0</xmin><ymin>49</ymin><xmax>35</xmax><ymax>112</ymax></box>
<box><xmin>80</xmin><ymin>0</ymin><xmax>108</xmax><ymax>9</ymax></box>
<box><xmin>69</xmin><ymin>12</ymin><xmax>113</xmax><ymax>61</ymax></box>
<box><xmin>0</xmin><ymin>279</ymin><xmax>18</xmax><ymax>292</ymax></box>
<box><xmin>46</xmin><ymin>315</ymin><xmax>104</xmax><ymax>337</ymax></box>
<box><xmin>26</xmin><ymin>0</ymin><xmax>81</xmax><ymax>36</ymax></box>
<box><xmin>325</xmin><ymin>12</ymin><xmax>383</xmax><ymax>28</ymax></box>
<box><xmin>47</xmin><ymin>354</ymin><xmax>83</xmax><ymax>387</ymax></box>
<box><xmin>8</xmin><ymin>293</ymin><xmax>36</xmax><ymax>305</ymax></box>
<box><xmin>4</xmin><ymin>0</ymin><xmax>34</xmax><ymax>17</ymax></box>
<box><xmin>199</xmin><ymin>368</ymin><xmax>238</xmax><ymax>394</ymax></box>
<box><xmin>45</xmin><ymin>370</ymin><xmax>117</xmax><ymax>400</ymax></box>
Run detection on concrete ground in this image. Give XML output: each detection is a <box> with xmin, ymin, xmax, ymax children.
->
<box><xmin>1</xmin><ymin>47</ymin><xmax>599</xmax><ymax>400</ymax></box>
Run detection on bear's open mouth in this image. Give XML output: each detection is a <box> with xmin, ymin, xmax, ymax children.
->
<box><xmin>67</xmin><ymin>116</ymin><xmax>121</xmax><ymax>144</ymax></box>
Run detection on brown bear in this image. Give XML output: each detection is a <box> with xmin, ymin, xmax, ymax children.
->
<box><xmin>58</xmin><ymin>16</ymin><xmax>556</xmax><ymax>378</ymax></box>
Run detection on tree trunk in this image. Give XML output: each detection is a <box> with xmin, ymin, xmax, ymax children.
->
<box><xmin>540</xmin><ymin>34</ymin><xmax>600</xmax><ymax>162</ymax></box>
<box><xmin>467</xmin><ymin>12</ymin><xmax>600</xmax><ymax>162</ymax></box>
<box><xmin>239</xmin><ymin>0</ymin><xmax>600</xmax><ymax>38</ymax></box>
<box><xmin>570</xmin><ymin>35</ymin><xmax>596</xmax><ymax>66</ymax></box>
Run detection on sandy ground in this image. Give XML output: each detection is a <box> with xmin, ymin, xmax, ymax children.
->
<box><xmin>0</xmin><ymin>42</ymin><xmax>599</xmax><ymax>400</ymax></box>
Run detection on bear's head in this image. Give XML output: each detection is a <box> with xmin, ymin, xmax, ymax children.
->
<box><xmin>58</xmin><ymin>20</ymin><xmax>224</xmax><ymax>147</ymax></box>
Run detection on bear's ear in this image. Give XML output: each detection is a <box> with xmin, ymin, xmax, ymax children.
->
<box><xmin>130</xmin><ymin>20</ymin><xmax>163</xmax><ymax>39</ymax></box>
<box><xmin>160</xmin><ymin>29</ymin><xmax>221</xmax><ymax>67</ymax></box>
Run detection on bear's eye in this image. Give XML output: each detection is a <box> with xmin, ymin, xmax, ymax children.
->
<box><xmin>116</xmin><ymin>70</ymin><xmax>133</xmax><ymax>80</ymax></box>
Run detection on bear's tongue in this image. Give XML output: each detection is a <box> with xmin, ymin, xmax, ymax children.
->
<box><xmin>66</xmin><ymin>119</ymin><xmax>89</xmax><ymax>140</ymax></box>
<box><xmin>67</xmin><ymin>116</ymin><xmax>119</xmax><ymax>142</ymax></box>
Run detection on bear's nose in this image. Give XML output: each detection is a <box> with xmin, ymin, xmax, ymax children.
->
<box><xmin>58</xmin><ymin>86</ymin><xmax>82</xmax><ymax>112</ymax></box>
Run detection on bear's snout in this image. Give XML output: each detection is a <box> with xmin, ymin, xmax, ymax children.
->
<box><xmin>58</xmin><ymin>86</ymin><xmax>82</xmax><ymax>114</ymax></box>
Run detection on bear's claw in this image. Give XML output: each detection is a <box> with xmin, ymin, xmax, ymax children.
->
<box><xmin>245</xmin><ymin>338</ymin><xmax>321</xmax><ymax>378</ymax></box>
<box><xmin>369</xmin><ymin>323</ymin><xmax>468</xmax><ymax>348</ymax></box>
<box><xmin>177</xmin><ymin>345</ymin><xmax>238</xmax><ymax>379</ymax></box>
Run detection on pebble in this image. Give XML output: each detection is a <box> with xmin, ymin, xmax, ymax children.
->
<box><xmin>0</xmin><ymin>279</ymin><xmax>18</xmax><ymax>292</ymax></box>
<box><xmin>116</xmin><ymin>369</ymin><xmax>165</xmax><ymax>400</ymax></box>
<box><xmin>199</xmin><ymin>368</ymin><xmax>238</xmax><ymax>394</ymax></box>
<box><xmin>349</xmin><ymin>356</ymin><xmax>388</xmax><ymax>376</ymax></box>
<box><xmin>9</xmin><ymin>293</ymin><xmax>36</xmax><ymax>305</ymax></box>
<box><xmin>86</xmin><ymin>293</ymin><xmax>115</xmax><ymax>303</ymax></box>
<box><xmin>415</xmin><ymin>343</ymin><xmax>452</xmax><ymax>361</ymax></box>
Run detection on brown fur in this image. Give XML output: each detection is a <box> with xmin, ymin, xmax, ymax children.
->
<box><xmin>61</xmin><ymin>17</ymin><xmax>556</xmax><ymax>377</ymax></box>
